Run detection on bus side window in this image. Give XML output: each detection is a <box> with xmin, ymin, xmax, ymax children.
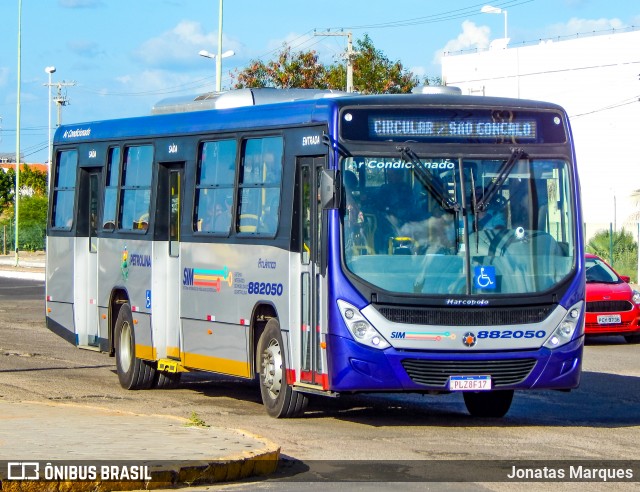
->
<box><xmin>195</xmin><ymin>139</ymin><xmax>237</xmax><ymax>234</ymax></box>
<box><xmin>102</xmin><ymin>147</ymin><xmax>120</xmax><ymax>230</ymax></box>
<box><xmin>119</xmin><ymin>145</ymin><xmax>153</xmax><ymax>231</ymax></box>
<box><xmin>52</xmin><ymin>149</ymin><xmax>78</xmax><ymax>229</ymax></box>
<box><xmin>238</xmin><ymin>136</ymin><xmax>282</xmax><ymax>235</ymax></box>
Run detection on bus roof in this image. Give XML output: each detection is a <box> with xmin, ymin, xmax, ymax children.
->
<box><xmin>53</xmin><ymin>89</ymin><xmax>567</xmax><ymax>145</ymax></box>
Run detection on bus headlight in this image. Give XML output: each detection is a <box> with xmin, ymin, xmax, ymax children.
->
<box><xmin>543</xmin><ymin>301</ymin><xmax>584</xmax><ymax>349</ymax></box>
<box><xmin>337</xmin><ymin>300</ymin><xmax>390</xmax><ymax>350</ymax></box>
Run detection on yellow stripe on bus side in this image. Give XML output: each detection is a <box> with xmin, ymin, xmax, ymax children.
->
<box><xmin>135</xmin><ymin>344</ymin><xmax>156</xmax><ymax>361</ymax></box>
<box><xmin>166</xmin><ymin>346</ymin><xmax>180</xmax><ymax>360</ymax></box>
<box><xmin>183</xmin><ymin>352</ymin><xmax>251</xmax><ymax>378</ymax></box>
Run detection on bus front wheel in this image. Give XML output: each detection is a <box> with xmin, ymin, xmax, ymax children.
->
<box><xmin>114</xmin><ymin>303</ymin><xmax>156</xmax><ymax>390</ymax></box>
<box><xmin>463</xmin><ymin>390</ymin><xmax>514</xmax><ymax>418</ymax></box>
<box><xmin>257</xmin><ymin>318</ymin><xmax>308</xmax><ymax>418</ymax></box>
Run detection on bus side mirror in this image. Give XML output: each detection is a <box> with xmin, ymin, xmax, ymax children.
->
<box><xmin>320</xmin><ymin>169</ymin><xmax>337</xmax><ymax>209</ymax></box>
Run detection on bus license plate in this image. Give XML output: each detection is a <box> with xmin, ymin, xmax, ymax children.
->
<box><xmin>449</xmin><ymin>375</ymin><xmax>492</xmax><ymax>391</ymax></box>
<box><xmin>597</xmin><ymin>314</ymin><xmax>621</xmax><ymax>325</ymax></box>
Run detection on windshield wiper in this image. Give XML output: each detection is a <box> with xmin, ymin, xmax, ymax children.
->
<box><xmin>397</xmin><ymin>146</ymin><xmax>459</xmax><ymax>212</ymax></box>
<box><xmin>474</xmin><ymin>147</ymin><xmax>527</xmax><ymax>213</ymax></box>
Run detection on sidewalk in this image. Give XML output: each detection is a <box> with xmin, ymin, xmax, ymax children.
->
<box><xmin>0</xmin><ymin>252</ymin><xmax>45</xmax><ymax>281</ymax></box>
<box><xmin>0</xmin><ymin>401</ymin><xmax>280</xmax><ymax>491</ymax></box>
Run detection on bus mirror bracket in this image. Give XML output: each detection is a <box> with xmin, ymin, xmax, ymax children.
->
<box><xmin>320</xmin><ymin>169</ymin><xmax>337</xmax><ymax>209</ymax></box>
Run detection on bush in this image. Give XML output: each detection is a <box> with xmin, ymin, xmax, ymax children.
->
<box><xmin>586</xmin><ymin>229</ymin><xmax>638</xmax><ymax>283</ymax></box>
<box><xmin>0</xmin><ymin>195</ymin><xmax>48</xmax><ymax>252</ymax></box>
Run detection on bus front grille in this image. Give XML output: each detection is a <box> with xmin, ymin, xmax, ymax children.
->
<box><xmin>401</xmin><ymin>358</ymin><xmax>537</xmax><ymax>388</ymax></box>
<box><xmin>378</xmin><ymin>306</ymin><xmax>554</xmax><ymax>326</ymax></box>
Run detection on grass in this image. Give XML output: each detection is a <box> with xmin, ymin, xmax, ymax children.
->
<box><xmin>185</xmin><ymin>411</ymin><xmax>210</xmax><ymax>428</ymax></box>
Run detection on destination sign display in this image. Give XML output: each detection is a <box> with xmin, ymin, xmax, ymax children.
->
<box><xmin>370</xmin><ymin>117</ymin><xmax>537</xmax><ymax>140</ymax></box>
<box><xmin>339</xmin><ymin>107</ymin><xmax>567</xmax><ymax>144</ymax></box>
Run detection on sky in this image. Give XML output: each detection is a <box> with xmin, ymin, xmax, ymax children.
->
<box><xmin>0</xmin><ymin>0</ymin><xmax>639</xmax><ymax>164</ymax></box>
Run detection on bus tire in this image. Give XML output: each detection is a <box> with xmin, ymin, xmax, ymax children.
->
<box><xmin>114</xmin><ymin>303</ymin><xmax>155</xmax><ymax>390</ymax></box>
<box><xmin>463</xmin><ymin>390</ymin><xmax>514</xmax><ymax>418</ymax></box>
<box><xmin>257</xmin><ymin>318</ymin><xmax>308</xmax><ymax>418</ymax></box>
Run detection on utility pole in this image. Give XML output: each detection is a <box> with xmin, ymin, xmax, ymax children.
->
<box><xmin>314</xmin><ymin>30</ymin><xmax>358</xmax><ymax>92</ymax></box>
<box><xmin>48</xmin><ymin>80</ymin><xmax>76</xmax><ymax>126</ymax></box>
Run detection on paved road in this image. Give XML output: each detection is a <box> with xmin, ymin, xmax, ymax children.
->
<box><xmin>0</xmin><ymin>275</ymin><xmax>44</xmax><ymax>299</ymax></box>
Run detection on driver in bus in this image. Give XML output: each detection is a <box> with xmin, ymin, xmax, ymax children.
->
<box><xmin>472</xmin><ymin>187</ymin><xmax>507</xmax><ymax>232</ymax></box>
<box><xmin>343</xmin><ymin>170</ymin><xmax>366</xmax><ymax>255</ymax></box>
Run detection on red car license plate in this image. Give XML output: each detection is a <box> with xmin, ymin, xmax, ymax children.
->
<box><xmin>597</xmin><ymin>314</ymin><xmax>621</xmax><ymax>325</ymax></box>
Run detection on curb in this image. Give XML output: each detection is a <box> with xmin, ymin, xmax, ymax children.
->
<box><xmin>0</xmin><ymin>402</ymin><xmax>281</xmax><ymax>491</ymax></box>
<box><xmin>1</xmin><ymin>454</ymin><xmax>281</xmax><ymax>492</ymax></box>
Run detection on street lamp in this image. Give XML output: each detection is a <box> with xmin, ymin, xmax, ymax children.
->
<box><xmin>15</xmin><ymin>0</ymin><xmax>22</xmax><ymax>266</ymax></box>
<box><xmin>44</xmin><ymin>66</ymin><xmax>56</xmax><ymax>192</ymax></box>
<box><xmin>481</xmin><ymin>4</ymin><xmax>508</xmax><ymax>40</ymax></box>
<box><xmin>198</xmin><ymin>49</ymin><xmax>235</xmax><ymax>92</ymax></box>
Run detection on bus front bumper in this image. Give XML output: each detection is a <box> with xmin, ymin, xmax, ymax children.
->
<box><xmin>325</xmin><ymin>334</ymin><xmax>584</xmax><ymax>393</ymax></box>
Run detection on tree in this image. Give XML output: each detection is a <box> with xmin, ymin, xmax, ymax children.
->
<box><xmin>0</xmin><ymin>169</ymin><xmax>15</xmax><ymax>212</ymax></box>
<box><xmin>0</xmin><ymin>165</ymin><xmax>48</xmax><ymax>216</ymax></box>
<box><xmin>232</xmin><ymin>45</ymin><xmax>328</xmax><ymax>89</ymax></box>
<box><xmin>232</xmin><ymin>34</ymin><xmax>424</xmax><ymax>94</ymax></box>
<box><xmin>20</xmin><ymin>165</ymin><xmax>48</xmax><ymax>197</ymax></box>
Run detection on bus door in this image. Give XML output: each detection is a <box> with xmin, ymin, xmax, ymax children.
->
<box><xmin>298</xmin><ymin>157</ymin><xmax>326</xmax><ymax>386</ymax></box>
<box><xmin>77</xmin><ymin>168</ymin><xmax>101</xmax><ymax>348</ymax></box>
<box><xmin>154</xmin><ymin>163</ymin><xmax>184</xmax><ymax>360</ymax></box>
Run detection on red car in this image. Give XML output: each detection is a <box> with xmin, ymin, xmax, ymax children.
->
<box><xmin>585</xmin><ymin>253</ymin><xmax>640</xmax><ymax>343</ymax></box>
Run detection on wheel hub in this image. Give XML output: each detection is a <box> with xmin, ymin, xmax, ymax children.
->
<box><xmin>261</xmin><ymin>338</ymin><xmax>282</xmax><ymax>400</ymax></box>
<box><xmin>118</xmin><ymin>321</ymin><xmax>133</xmax><ymax>372</ymax></box>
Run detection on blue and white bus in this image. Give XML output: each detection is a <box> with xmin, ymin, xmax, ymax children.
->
<box><xmin>46</xmin><ymin>87</ymin><xmax>585</xmax><ymax>418</ymax></box>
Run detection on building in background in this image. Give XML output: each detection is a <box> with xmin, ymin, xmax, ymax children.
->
<box><xmin>441</xmin><ymin>27</ymin><xmax>640</xmax><ymax>241</ymax></box>
<box><xmin>0</xmin><ymin>153</ymin><xmax>24</xmax><ymax>164</ymax></box>
<box><xmin>0</xmin><ymin>163</ymin><xmax>47</xmax><ymax>173</ymax></box>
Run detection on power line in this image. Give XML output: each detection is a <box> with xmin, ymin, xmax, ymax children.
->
<box><xmin>22</xmin><ymin>142</ymin><xmax>49</xmax><ymax>158</ymax></box>
<box><xmin>446</xmin><ymin>60</ymin><xmax>640</xmax><ymax>84</ymax></box>
<box><xmin>319</xmin><ymin>0</ymin><xmax>533</xmax><ymax>31</ymax></box>
<box><xmin>74</xmin><ymin>75</ymin><xmax>219</xmax><ymax>98</ymax></box>
<box><xmin>570</xmin><ymin>96</ymin><xmax>640</xmax><ymax>119</ymax></box>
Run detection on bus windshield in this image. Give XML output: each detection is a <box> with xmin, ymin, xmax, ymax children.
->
<box><xmin>341</xmin><ymin>155</ymin><xmax>575</xmax><ymax>295</ymax></box>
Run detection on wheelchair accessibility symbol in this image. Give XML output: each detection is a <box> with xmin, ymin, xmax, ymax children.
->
<box><xmin>474</xmin><ymin>266</ymin><xmax>496</xmax><ymax>290</ymax></box>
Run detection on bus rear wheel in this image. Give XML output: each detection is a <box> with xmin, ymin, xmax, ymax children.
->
<box><xmin>153</xmin><ymin>370</ymin><xmax>182</xmax><ymax>389</ymax></box>
<box><xmin>114</xmin><ymin>303</ymin><xmax>156</xmax><ymax>390</ymax></box>
<box><xmin>257</xmin><ymin>318</ymin><xmax>308</xmax><ymax>418</ymax></box>
<box><xmin>463</xmin><ymin>390</ymin><xmax>514</xmax><ymax>418</ymax></box>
